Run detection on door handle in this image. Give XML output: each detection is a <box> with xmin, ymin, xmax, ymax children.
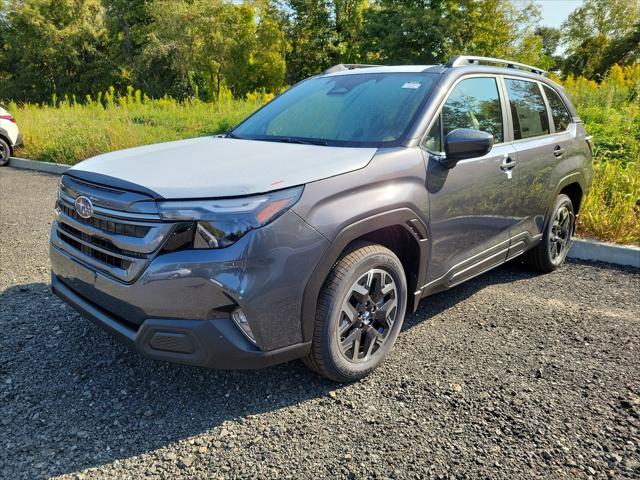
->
<box><xmin>500</xmin><ymin>156</ymin><xmax>516</xmax><ymax>170</ymax></box>
<box><xmin>553</xmin><ymin>145</ymin><xmax>565</xmax><ymax>157</ymax></box>
<box><xmin>500</xmin><ymin>156</ymin><xmax>516</xmax><ymax>179</ymax></box>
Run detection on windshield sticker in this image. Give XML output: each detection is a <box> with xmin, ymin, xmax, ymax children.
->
<box><xmin>402</xmin><ymin>82</ymin><xmax>422</xmax><ymax>89</ymax></box>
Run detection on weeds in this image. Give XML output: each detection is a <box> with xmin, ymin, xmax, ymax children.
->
<box><xmin>10</xmin><ymin>88</ymin><xmax>269</xmax><ymax>165</ymax></box>
<box><xmin>562</xmin><ymin>64</ymin><xmax>640</xmax><ymax>245</ymax></box>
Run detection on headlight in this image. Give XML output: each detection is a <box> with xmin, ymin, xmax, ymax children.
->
<box><xmin>158</xmin><ymin>186</ymin><xmax>303</xmax><ymax>249</ymax></box>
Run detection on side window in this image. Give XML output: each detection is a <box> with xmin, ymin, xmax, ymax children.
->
<box><xmin>443</xmin><ymin>77</ymin><xmax>504</xmax><ymax>144</ymax></box>
<box><xmin>422</xmin><ymin>77</ymin><xmax>503</xmax><ymax>153</ymax></box>
<box><xmin>504</xmin><ymin>79</ymin><xmax>550</xmax><ymax>139</ymax></box>
<box><xmin>543</xmin><ymin>85</ymin><xmax>572</xmax><ymax>132</ymax></box>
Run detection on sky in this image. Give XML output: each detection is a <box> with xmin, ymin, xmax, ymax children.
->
<box><xmin>535</xmin><ymin>0</ymin><xmax>584</xmax><ymax>28</ymax></box>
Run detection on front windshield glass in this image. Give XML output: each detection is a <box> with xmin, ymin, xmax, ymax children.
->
<box><xmin>232</xmin><ymin>72</ymin><xmax>437</xmax><ymax>147</ymax></box>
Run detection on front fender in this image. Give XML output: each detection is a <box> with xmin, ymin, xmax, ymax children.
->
<box><xmin>298</xmin><ymin>208</ymin><xmax>429</xmax><ymax>342</ymax></box>
<box><xmin>292</xmin><ymin>147</ymin><xmax>430</xmax><ymax>342</ymax></box>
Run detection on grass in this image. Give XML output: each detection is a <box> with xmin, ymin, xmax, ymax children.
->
<box><xmin>560</xmin><ymin>65</ymin><xmax>640</xmax><ymax>245</ymax></box>
<box><xmin>10</xmin><ymin>88</ymin><xmax>269</xmax><ymax>164</ymax></box>
<box><xmin>6</xmin><ymin>68</ymin><xmax>640</xmax><ymax>245</ymax></box>
<box><xmin>576</xmin><ymin>103</ymin><xmax>640</xmax><ymax>244</ymax></box>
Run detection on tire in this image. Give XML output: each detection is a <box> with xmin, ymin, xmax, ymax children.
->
<box><xmin>0</xmin><ymin>137</ymin><xmax>10</xmax><ymax>166</ymax></box>
<box><xmin>523</xmin><ymin>194</ymin><xmax>575</xmax><ymax>273</ymax></box>
<box><xmin>303</xmin><ymin>242</ymin><xmax>408</xmax><ymax>382</ymax></box>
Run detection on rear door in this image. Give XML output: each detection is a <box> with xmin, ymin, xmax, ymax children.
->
<box><xmin>422</xmin><ymin>76</ymin><xmax>518</xmax><ymax>288</ymax></box>
<box><xmin>502</xmin><ymin>77</ymin><xmax>575</xmax><ymax>257</ymax></box>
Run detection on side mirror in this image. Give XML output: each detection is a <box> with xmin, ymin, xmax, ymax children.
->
<box><xmin>440</xmin><ymin>128</ymin><xmax>494</xmax><ymax>168</ymax></box>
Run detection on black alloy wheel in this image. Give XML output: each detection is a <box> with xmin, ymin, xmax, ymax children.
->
<box><xmin>304</xmin><ymin>242</ymin><xmax>407</xmax><ymax>382</ymax></box>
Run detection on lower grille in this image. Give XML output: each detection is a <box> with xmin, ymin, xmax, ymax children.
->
<box><xmin>58</xmin><ymin>231</ymin><xmax>133</xmax><ymax>270</ymax></box>
<box><xmin>58</xmin><ymin>222</ymin><xmax>144</xmax><ymax>258</ymax></box>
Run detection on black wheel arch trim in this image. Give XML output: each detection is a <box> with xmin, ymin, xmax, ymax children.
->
<box><xmin>300</xmin><ymin>208</ymin><xmax>429</xmax><ymax>342</ymax></box>
<box><xmin>556</xmin><ymin>172</ymin><xmax>587</xmax><ymax>198</ymax></box>
<box><xmin>544</xmin><ymin>172</ymin><xmax>586</xmax><ymax>226</ymax></box>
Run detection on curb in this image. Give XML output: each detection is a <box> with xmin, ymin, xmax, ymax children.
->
<box><xmin>8</xmin><ymin>157</ymin><xmax>69</xmax><ymax>175</ymax></box>
<box><xmin>5</xmin><ymin>157</ymin><xmax>639</xmax><ymax>269</ymax></box>
<box><xmin>568</xmin><ymin>239</ymin><xmax>639</xmax><ymax>268</ymax></box>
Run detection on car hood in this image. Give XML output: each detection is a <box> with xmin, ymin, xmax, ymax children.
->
<box><xmin>69</xmin><ymin>137</ymin><xmax>377</xmax><ymax>199</ymax></box>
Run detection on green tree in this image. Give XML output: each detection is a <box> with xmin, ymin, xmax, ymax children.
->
<box><xmin>334</xmin><ymin>0</ymin><xmax>368</xmax><ymax>63</ymax></box>
<box><xmin>561</xmin><ymin>0</ymin><xmax>640</xmax><ymax>78</ymax></box>
<box><xmin>248</xmin><ymin>1</ymin><xmax>288</xmax><ymax>92</ymax></box>
<box><xmin>534</xmin><ymin>26</ymin><xmax>562</xmax><ymax>70</ymax></box>
<box><xmin>102</xmin><ymin>0</ymin><xmax>154</xmax><ymax>89</ymax></box>
<box><xmin>597</xmin><ymin>22</ymin><xmax>640</xmax><ymax>75</ymax></box>
<box><xmin>360</xmin><ymin>0</ymin><xmax>446</xmax><ymax>64</ymax></box>
<box><xmin>361</xmin><ymin>0</ymin><xmax>546</xmax><ymax>67</ymax></box>
<box><xmin>0</xmin><ymin>0</ymin><xmax>111</xmax><ymax>102</ymax></box>
<box><xmin>563</xmin><ymin>0</ymin><xmax>639</xmax><ymax>45</ymax></box>
<box><xmin>536</xmin><ymin>26</ymin><xmax>562</xmax><ymax>58</ymax></box>
<box><xmin>144</xmin><ymin>0</ymin><xmax>286</xmax><ymax>99</ymax></box>
<box><xmin>284</xmin><ymin>0</ymin><xmax>336</xmax><ymax>82</ymax></box>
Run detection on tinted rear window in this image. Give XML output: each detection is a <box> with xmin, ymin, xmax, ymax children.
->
<box><xmin>543</xmin><ymin>85</ymin><xmax>572</xmax><ymax>132</ymax></box>
<box><xmin>504</xmin><ymin>79</ymin><xmax>550</xmax><ymax>140</ymax></box>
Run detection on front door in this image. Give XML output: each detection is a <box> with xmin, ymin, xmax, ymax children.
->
<box><xmin>422</xmin><ymin>76</ymin><xmax>518</xmax><ymax>289</ymax></box>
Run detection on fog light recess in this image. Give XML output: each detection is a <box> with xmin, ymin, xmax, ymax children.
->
<box><xmin>232</xmin><ymin>308</ymin><xmax>257</xmax><ymax>344</ymax></box>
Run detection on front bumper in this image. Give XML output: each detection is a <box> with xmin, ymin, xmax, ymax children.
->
<box><xmin>51</xmin><ymin>274</ymin><xmax>310</xmax><ymax>368</ymax></box>
<box><xmin>50</xmin><ymin>210</ymin><xmax>329</xmax><ymax>369</ymax></box>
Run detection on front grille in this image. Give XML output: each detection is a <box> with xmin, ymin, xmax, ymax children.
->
<box><xmin>58</xmin><ymin>231</ymin><xmax>133</xmax><ymax>270</ymax></box>
<box><xmin>59</xmin><ymin>203</ymin><xmax>150</xmax><ymax>238</ymax></box>
<box><xmin>53</xmin><ymin>188</ymin><xmax>172</xmax><ymax>283</ymax></box>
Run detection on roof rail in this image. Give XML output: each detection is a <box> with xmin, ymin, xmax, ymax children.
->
<box><xmin>324</xmin><ymin>63</ymin><xmax>378</xmax><ymax>74</ymax></box>
<box><xmin>446</xmin><ymin>55</ymin><xmax>547</xmax><ymax>76</ymax></box>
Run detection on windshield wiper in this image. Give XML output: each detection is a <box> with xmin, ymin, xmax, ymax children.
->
<box><xmin>268</xmin><ymin>137</ymin><xmax>329</xmax><ymax>146</ymax></box>
<box><xmin>228</xmin><ymin>134</ymin><xmax>329</xmax><ymax>146</ymax></box>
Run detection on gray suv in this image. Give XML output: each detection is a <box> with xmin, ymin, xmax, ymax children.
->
<box><xmin>50</xmin><ymin>56</ymin><xmax>593</xmax><ymax>382</ymax></box>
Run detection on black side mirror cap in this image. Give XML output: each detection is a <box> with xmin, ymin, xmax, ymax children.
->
<box><xmin>440</xmin><ymin>128</ymin><xmax>494</xmax><ymax>168</ymax></box>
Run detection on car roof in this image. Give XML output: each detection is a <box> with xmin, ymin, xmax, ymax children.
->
<box><xmin>319</xmin><ymin>62</ymin><xmax>567</xmax><ymax>96</ymax></box>
<box><xmin>321</xmin><ymin>64</ymin><xmax>552</xmax><ymax>79</ymax></box>
<box><xmin>320</xmin><ymin>56</ymin><xmax>551</xmax><ymax>81</ymax></box>
<box><xmin>323</xmin><ymin>65</ymin><xmax>436</xmax><ymax>76</ymax></box>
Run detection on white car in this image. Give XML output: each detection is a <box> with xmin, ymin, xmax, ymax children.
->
<box><xmin>0</xmin><ymin>106</ymin><xmax>22</xmax><ymax>166</ymax></box>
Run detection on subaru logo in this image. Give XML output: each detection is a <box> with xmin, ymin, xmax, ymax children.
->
<box><xmin>74</xmin><ymin>196</ymin><xmax>93</xmax><ymax>219</ymax></box>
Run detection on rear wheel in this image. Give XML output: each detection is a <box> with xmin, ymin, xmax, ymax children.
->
<box><xmin>304</xmin><ymin>242</ymin><xmax>407</xmax><ymax>382</ymax></box>
<box><xmin>524</xmin><ymin>194</ymin><xmax>575</xmax><ymax>272</ymax></box>
<box><xmin>0</xmin><ymin>137</ymin><xmax>10</xmax><ymax>166</ymax></box>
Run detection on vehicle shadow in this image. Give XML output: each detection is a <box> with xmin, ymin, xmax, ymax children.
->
<box><xmin>0</xmin><ymin>261</ymin><xmax>539</xmax><ymax>478</ymax></box>
<box><xmin>405</xmin><ymin>260</ymin><xmax>538</xmax><ymax>331</ymax></box>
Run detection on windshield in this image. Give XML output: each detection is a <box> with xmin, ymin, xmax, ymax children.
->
<box><xmin>231</xmin><ymin>72</ymin><xmax>438</xmax><ymax>147</ymax></box>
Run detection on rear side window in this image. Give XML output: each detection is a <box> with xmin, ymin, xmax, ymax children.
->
<box><xmin>542</xmin><ymin>85</ymin><xmax>572</xmax><ymax>132</ymax></box>
<box><xmin>423</xmin><ymin>76</ymin><xmax>503</xmax><ymax>152</ymax></box>
<box><xmin>504</xmin><ymin>79</ymin><xmax>550</xmax><ymax>140</ymax></box>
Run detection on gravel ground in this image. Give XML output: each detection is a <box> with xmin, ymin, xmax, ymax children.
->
<box><xmin>1</xmin><ymin>167</ymin><xmax>639</xmax><ymax>480</ymax></box>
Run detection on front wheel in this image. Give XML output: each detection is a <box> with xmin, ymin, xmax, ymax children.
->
<box><xmin>303</xmin><ymin>242</ymin><xmax>407</xmax><ymax>382</ymax></box>
<box><xmin>524</xmin><ymin>194</ymin><xmax>575</xmax><ymax>272</ymax></box>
